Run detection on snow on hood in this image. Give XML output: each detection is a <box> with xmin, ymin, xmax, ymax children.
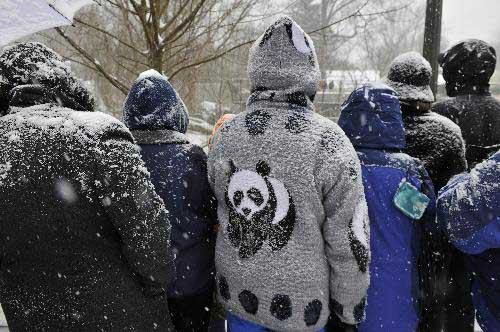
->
<box><xmin>386</xmin><ymin>52</ymin><xmax>434</xmax><ymax>103</ymax></box>
<box><xmin>338</xmin><ymin>83</ymin><xmax>405</xmax><ymax>150</ymax></box>
<box><xmin>0</xmin><ymin>42</ymin><xmax>94</xmax><ymax>114</ymax></box>
<box><xmin>123</xmin><ymin>69</ymin><xmax>189</xmax><ymax>133</ymax></box>
<box><xmin>247</xmin><ymin>16</ymin><xmax>320</xmax><ymax>98</ymax></box>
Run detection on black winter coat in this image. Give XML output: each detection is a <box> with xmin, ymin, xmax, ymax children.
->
<box><xmin>432</xmin><ymin>92</ymin><xmax>500</xmax><ymax>168</ymax></box>
<box><xmin>0</xmin><ymin>96</ymin><xmax>175</xmax><ymax>331</ymax></box>
<box><xmin>122</xmin><ymin>72</ymin><xmax>216</xmax><ymax>300</ymax></box>
<box><xmin>132</xmin><ymin>130</ymin><xmax>216</xmax><ymax>299</ymax></box>
<box><xmin>401</xmin><ymin>104</ymin><xmax>467</xmax><ymax>192</ymax></box>
<box><xmin>402</xmin><ymin>104</ymin><xmax>470</xmax><ymax>332</ymax></box>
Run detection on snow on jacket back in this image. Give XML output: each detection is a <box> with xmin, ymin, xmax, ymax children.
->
<box><xmin>208</xmin><ymin>16</ymin><xmax>369</xmax><ymax>332</ymax></box>
<box><xmin>438</xmin><ymin>151</ymin><xmax>500</xmax><ymax>332</ymax></box>
<box><xmin>123</xmin><ymin>70</ymin><xmax>216</xmax><ymax>298</ymax></box>
<box><xmin>339</xmin><ymin>83</ymin><xmax>437</xmax><ymax>332</ymax></box>
<box><xmin>0</xmin><ymin>43</ymin><xmax>175</xmax><ymax>331</ymax></box>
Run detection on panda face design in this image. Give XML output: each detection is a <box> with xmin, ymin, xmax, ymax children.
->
<box><xmin>228</xmin><ymin>170</ymin><xmax>269</xmax><ymax>221</ymax></box>
<box><xmin>224</xmin><ymin>160</ymin><xmax>296</xmax><ymax>259</ymax></box>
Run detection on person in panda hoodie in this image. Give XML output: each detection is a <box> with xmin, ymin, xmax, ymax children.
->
<box><xmin>208</xmin><ymin>16</ymin><xmax>370</xmax><ymax>332</ymax></box>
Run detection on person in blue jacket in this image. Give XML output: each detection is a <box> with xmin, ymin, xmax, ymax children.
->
<box><xmin>123</xmin><ymin>70</ymin><xmax>217</xmax><ymax>332</ymax></box>
<box><xmin>338</xmin><ymin>83</ymin><xmax>437</xmax><ymax>332</ymax></box>
<box><xmin>438</xmin><ymin>151</ymin><xmax>500</xmax><ymax>332</ymax></box>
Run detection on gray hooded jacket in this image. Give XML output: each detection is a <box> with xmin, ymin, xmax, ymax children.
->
<box><xmin>207</xmin><ymin>16</ymin><xmax>370</xmax><ymax>331</ymax></box>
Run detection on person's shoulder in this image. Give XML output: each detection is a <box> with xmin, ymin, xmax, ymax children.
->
<box><xmin>312</xmin><ymin>113</ymin><xmax>358</xmax><ymax>163</ymax></box>
<box><xmin>473</xmin><ymin>152</ymin><xmax>500</xmax><ymax>178</ymax></box>
<box><xmin>390</xmin><ymin>151</ymin><xmax>418</xmax><ymax>165</ymax></box>
<box><xmin>481</xmin><ymin>95</ymin><xmax>500</xmax><ymax>109</ymax></box>
<box><xmin>310</xmin><ymin>112</ymin><xmax>345</xmax><ymax>138</ymax></box>
<box><xmin>67</xmin><ymin>110</ymin><xmax>132</xmax><ymax>140</ymax></box>
<box><xmin>185</xmin><ymin>142</ymin><xmax>207</xmax><ymax>159</ymax></box>
<box><xmin>432</xmin><ymin>97</ymin><xmax>456</xmax><ymax>109</ymax></box>
<box><xmin>3</xmin><ymin>105</ymin><xmax>126</xmax><ymax>135</ymax></box>
<box><xmin>177</xmin><ymin>142</ymin><xmax>207</xmax><ymax>169</ymax></box>
<box><xmin>360</xmin><ymin>149</ymin><xmax>416</xmax><ymax>170</ymax></box>
<box><xmin>423</xmin><ymin>111</ymin><xmax>463</xmax><ymax>137</ymax></box>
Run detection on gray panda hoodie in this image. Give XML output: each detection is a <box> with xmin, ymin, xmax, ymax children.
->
<box><xmin>207</xmin><ymin>16</ymin><xmax>370</xmax><ymax>331</ymax></box>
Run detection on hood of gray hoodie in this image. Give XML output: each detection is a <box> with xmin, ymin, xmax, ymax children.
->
<box><xmin>247</xmin><ymin>16</ymin><xmax>320</xmax><ymax>102</ymax></box>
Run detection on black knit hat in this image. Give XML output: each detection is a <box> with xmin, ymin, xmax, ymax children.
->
<box><xmin>386</xmin><ymin>52</ymin><xmax>434</xmax><ymax>103</ymax></box>
<box><xmin>0</xmin><ymin>42</ymin><xmax>94</xmax><ymax>115</ymax></box>
<box><xmin>439</xmin><ymin>39</ymin><xmax>497</xmax><ymax>96</ymax></box>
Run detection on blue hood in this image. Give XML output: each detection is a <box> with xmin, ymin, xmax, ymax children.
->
<box><xmin>338</xmin><ymin>83</ymin><xmax>405</xmax><ymax>150</ymax></box>
<box><xmin>123</xmin><ymin>70</ymin><xmax>189</xmax><ymax>133</ymax></box>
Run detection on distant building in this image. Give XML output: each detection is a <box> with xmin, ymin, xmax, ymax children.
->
<box><xmin>323</xmin><ymin>70</ymin><xmax>381</xmax><ymax>94</ymax></box>
<box><xmin>316</xmin><ymin>69</ymin><xmax>381</xmax><ymax>120</ymax></box>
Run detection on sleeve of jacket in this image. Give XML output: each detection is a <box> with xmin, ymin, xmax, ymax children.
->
<box><xmin>317</xmin><ymin>129</ymin><xmax>370</xmax><ymax>325</ymax></box>
<box><xmin>93</xmin><ymin>122</ymin><xmax>176</xmax><ymax>292</ymax></box>
<box><xmin>438</xmin><ymin>152</ymin><xmax>500</xmax><ymax>255</ymax></box>
<box><xmin>188</xmin><ymin>146</ymin><xmax>218</xmax><ymax>226</ymax></box>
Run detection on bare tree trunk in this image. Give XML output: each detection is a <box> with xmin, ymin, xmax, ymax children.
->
<box><xmin>423</xmin><ymin>0</ymin><xmax>443</xmax><ymax>96</ymax></box>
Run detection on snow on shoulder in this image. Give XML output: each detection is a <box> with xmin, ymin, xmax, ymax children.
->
<box><xmin>6</xmin><ymin>105</ymin><xmax>130</xmax><ymax>141</ymax></box>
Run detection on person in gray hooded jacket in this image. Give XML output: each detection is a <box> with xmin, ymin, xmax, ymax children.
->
<box><xmin>207</xmin><ymin>16</ymin><xmax>370</xmax><ymax>332</ymax></box>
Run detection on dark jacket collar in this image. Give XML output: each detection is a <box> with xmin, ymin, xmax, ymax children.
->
<box><xmin>246</xmin><ymin>89</ymin><xmax>315</xmax><ymax>112</ymax></box>
<box><xmin>446</xmin><ymin>83</ymin><xmax>491</xmax><ymax>97</ymax></box>
<box><xmin>131</xmin><ymin>129</ymin><xmax>190</xmax><ymax>145</ymax></box>
<box><xmin>400</xmin><ymin>101</ymin><xmax>432</xmax><ymax>116</ymax></box>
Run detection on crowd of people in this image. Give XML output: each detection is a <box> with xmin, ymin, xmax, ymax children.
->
<box><xmin>0</xmin><ymin>16</ymin><xmax>498</xmax><ymax>332</ymax></box>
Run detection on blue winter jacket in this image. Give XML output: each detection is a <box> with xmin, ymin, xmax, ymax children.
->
<box><xmin>438</xmin><ymin>151</ymin><xmax>500</xmax><ymax>332</ymax></box>
<box><xmin>339</xmin><ymin>83</ymin><xmax>436</xmax><ymax>332</ymax></box>
<box><xmin>123</xmin><ymin>70</ymin><xmax>216</xmax><ymax>298</ymax></box>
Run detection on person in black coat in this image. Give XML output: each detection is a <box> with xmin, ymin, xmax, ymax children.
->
<box><xmin>0</xmin><ymin>43</ymin><xmax>175</xmax><ymax>331</ymax></box>
<box><xmin>386</xmin><ymin>52</ymin><xmax>468</xmax><ymax>192</ymax></box>
<box><xmin>432</xmin><ymin>39</ymin><xmax>500</xmax><ymax>168</ymax></box>
<box><xmin>123</xmin><ymin>70</ymin><xmax>217</xmax><ymax>332</ymax></box>
<box><xmin>386</xmin><ymin>52</ymin><xmax>471</xmax><ymax>332</ymax></box>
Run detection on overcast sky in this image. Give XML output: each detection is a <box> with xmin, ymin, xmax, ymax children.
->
<box><xmin>442</xmin><ymin>0</ymin><xmax>500</xmax><ymax>48</ymax></box>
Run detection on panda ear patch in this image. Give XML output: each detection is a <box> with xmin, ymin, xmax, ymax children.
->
<box><xmin>256</xmin><ymin>160</ymin><xmax>271</xmax><ymax>177</ymax></box>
